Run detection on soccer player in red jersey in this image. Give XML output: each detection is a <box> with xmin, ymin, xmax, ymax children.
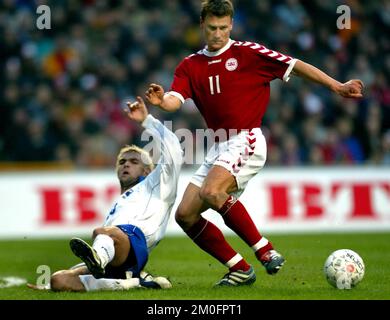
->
<box><xmin>146</xmin><ymin>0</ymin><xmax>364</xmax><ymax>286</ymax></box>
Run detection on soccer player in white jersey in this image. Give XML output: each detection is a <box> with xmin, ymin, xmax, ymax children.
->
<box><xmin>29</xmin><ymin>96</ymin><xmax>183</xmax><ymax>291</ymax></box>
<box><xmin>145</xmin><ymin>0</ymin><xmax>364</xmax><ymax>286</ymax></box>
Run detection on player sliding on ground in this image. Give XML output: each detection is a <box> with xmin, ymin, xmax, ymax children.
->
<box><xmin>28</xmin><ymin>97</ymin><xmax>183</xmax><ymax>291</ymax></box>
<box><xmin>145</xmin><ymin>0</ymin><xmax>364</xmax><ymax>286</ymax></box>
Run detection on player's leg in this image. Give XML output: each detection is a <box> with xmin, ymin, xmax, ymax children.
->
<box><xmin>203</xmin><ymin>130</ymin><xmax>285</xmax><ymax>275</ymax></box>
<box><xmin>176</xmin><ymin>183</ymin><xmax>255</xmax><ymax>286</ymax></box>
<box><xmin>92</xmin><ymin>226</ymin><xmax>130</xmax><ymax>267</ymax></box>
<box><xmin>50</xmin><ymin>266</ymin><xmax>152</xmax><ymax>291</ymax></box>
<box><xmin>199</xmin><ymin>165</ymin><xmax>237</xmax><ymax>209</ymax></box>
<box><xmin>50</xmin><ymin>266</ymin><xmax>89</xmax><ymax>291</ymax></box>
<box><xmin>69</xmin><ymin>226</ymin><xmax>130</xmax><ymax>278</ymax></box>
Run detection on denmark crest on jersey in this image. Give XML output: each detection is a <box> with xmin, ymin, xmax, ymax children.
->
<box><xmin>225</xmin><ymin>58</ymin><xmax>238</xmax><ymax>71</ymax></box>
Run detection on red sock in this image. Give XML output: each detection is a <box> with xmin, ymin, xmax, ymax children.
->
<box><xmin>185</xmin><ymin>216</ymin><xmax>250</xmax><ymax>272</ymax></box>
<box><xmin>219</xmin><ymin>196</ymin><xmax>273</xmax><ymax>258</ymax></box>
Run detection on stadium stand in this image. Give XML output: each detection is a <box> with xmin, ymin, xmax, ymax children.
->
<box><xmin>1</xmin><ymin>0</ymin><xmax>389</xmax><ymax>169</ymax></box>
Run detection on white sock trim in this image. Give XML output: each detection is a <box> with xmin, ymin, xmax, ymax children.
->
<box><xmin>92</xmin><ymin>234</ymin><xmax>115</xmax><ymax>267</ymax></box>
<box><xmin>79</xmin><ymin>274</ymin><xmax>96</xmax><ymax>291</ymax></box>
<box><xmin>251</xmin><ymin>237</ymin><xmax>268</xmax><ymax>252</ymax></box>
<box><xmin>225</xmin><ymin>253</ymin><xmax>243</xmax><ymax>268</ymax></box>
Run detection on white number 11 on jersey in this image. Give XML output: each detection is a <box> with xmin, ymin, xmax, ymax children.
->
<box><xmin>208</xmin><ymin>75</ymin><xmax>221</xmax><ymax>95</ymax></box>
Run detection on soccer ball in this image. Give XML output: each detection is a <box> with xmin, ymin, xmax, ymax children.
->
<box><xmin>323</xmin><ymin>249</ymin><xmax>365</xmax><ymax>289</ymax></box>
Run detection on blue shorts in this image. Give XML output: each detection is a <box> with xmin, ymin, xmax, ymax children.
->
<box><xmin>104</xmin><ymin>224</ymin><xmax>148</xmax><ymax>279</ymax></box>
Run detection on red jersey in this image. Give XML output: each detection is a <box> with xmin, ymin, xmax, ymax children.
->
<box><xmin>169</xmin><ymin>39</ymin><xmax>296</xmax><ymax>131</ymax></box>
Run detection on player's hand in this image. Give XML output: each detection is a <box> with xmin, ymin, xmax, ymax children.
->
<box><xmin>125</xmin><ymin>96</ymin><xmax>149</xmax><ymax>123</ymax></box>
<box><xmin>27</xmin><ymin>283</ymin><xmax>50</xmax><ymax>290</ymax></box>
<box><xmin>336</xmin><ymin>79</ymin><xmax>364</xmax><ymax>98</ymax></box>
<box><xmin>145</xmin><ymin>83</ymin><xmax>165</xmax><ymax>106</ymax></box>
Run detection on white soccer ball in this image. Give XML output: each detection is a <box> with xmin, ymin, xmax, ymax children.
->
<box><xmin>323</xmin><ymin>249</ymin><xmax>365</xmax><ymax>289</ymax></box>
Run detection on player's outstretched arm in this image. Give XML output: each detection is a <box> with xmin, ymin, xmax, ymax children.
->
<box><xmin>125</xmin><ymin>96</ymin><xmax>149</xmax><ymax>123</ymax></box>
<box><xmin>145</xmin><ymin>83</ymin><xmax>182</xmax><ymax>112</ymax></box>
<box><xmin>293</xmin><ymin>60</ymin><xmax>364</xmax><ymax>98</ymax></box>
<box><xmin>122</xmin><ymin>97</ymin><xmax>183</xmax><ymax>200</ymax></box>
<box><xmin>125</xmin><ymin>95</ymin><xmax>183</xmax><ymax>175</ymax></box>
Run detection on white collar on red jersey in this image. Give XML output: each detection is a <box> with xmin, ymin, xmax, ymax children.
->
<box><xmin>202</xmin><ymin>39</ymin><xmax>234</xmax><ymax>57</ymax></box>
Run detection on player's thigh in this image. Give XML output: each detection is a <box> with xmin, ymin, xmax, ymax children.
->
<box><xmin>202</xmin><ymin>165</ymin><xmax>238</xmax><ymax>194</ymax></box>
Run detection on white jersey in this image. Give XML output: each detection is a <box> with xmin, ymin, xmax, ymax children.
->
<box><xmin>103</xmin><ymin>115</ymin><xmax>183</xmax><ymax>252</ymax></box>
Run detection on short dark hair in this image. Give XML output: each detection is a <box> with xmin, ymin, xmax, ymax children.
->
<box><xmin>200</xmin><ymin>0</ymin><xmax>234</xmax><ymax>21</ymax></box>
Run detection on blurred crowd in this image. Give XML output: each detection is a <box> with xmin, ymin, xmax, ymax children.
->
<box><xmin>1</xmin><ymin>0</ymin><xmax>389</xmax><ymax>168</ymax></box>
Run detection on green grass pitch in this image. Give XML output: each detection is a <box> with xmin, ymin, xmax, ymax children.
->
<box><xmin>1</xmin><ymin>232</ymin><xmax>389</xmax><ymax>300</ymax></box>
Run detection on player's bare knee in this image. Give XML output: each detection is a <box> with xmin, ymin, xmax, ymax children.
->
<box><xmin>92</xmin><ymin>227</ymin><xmax>105</xmax><ymax>239</ymax></box>
<box><xmin>175</xmin><ymin>206</ymin><xmax>187</xmax><ymax>225</ymax></box>
<box><xmin>92</xmin><ymin>226</ymin><xmax>116</xmax><ymax>239</ymax></box>
<box><xmin>199</xmin><ymin>185</ymin><xmax>220</xmax><ymax>207</ymax></box>
<box><xmin>175</xmin><ymin>205</ymin><xmax>194</xmax><ymax>229</ymax></box>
